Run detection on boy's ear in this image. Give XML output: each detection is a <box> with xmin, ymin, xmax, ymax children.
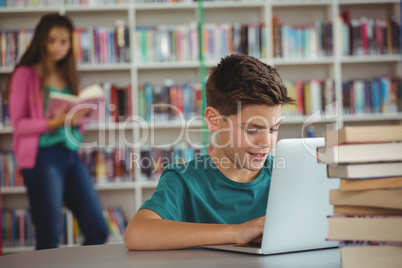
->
<box><xmin>204</xmin><ymin>106</ymin><xmax>220</xmax><ymax>132</ymax></box>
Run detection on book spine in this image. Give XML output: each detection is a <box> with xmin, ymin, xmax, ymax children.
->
<box><xmin>144</xmin><ymin>83</ymin><xmax>153</xmax><ymax>122</ymax></box>
<box><xmin>310</xmin><ymin>80</ymin><xmax>322</xmax><ymax>113</ymax></box>
<box><xmin>0</xmin><ymin>153</ymin><xmax>4</xmax><ymax>187</ymax></box>
<box><xmin>0</xmin><ymin>208</ymin><xmax>40</xmax><ymax>247</ymax></box>
<box><xmin>113</xmin><ymin>207</ymin><xmax>126</xmax><ymax>236</ymax></box>
<box><xmin>105</xmin><ymin>147</ymin><xmax>114</xmax><ymax>182</ymax></box>
<box><xmin>353</xmin><ymin>80</ymin><xmax>365</xmax><ymax>114</ymax></box>
<box><xmin>114</xmin><ymin>146</ymin><xmax>124</xmax><ymax>181</ymax></box>
<box><xmin>380</xmin><ymin>76</ymin><xmax>391</xmax><ymax>113</ymax></box>
<box><xmin>96</xmin><ymin>150</ymin><xmax>107</xmax><ymax>184</ymax></box>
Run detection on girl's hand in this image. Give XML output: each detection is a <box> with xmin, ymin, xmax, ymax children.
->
<box><xmin>48</xmin><ymin>105</ymin><xmax>67</xmax><ymax>130</ymax></box>
<box><xmin>67</xmin><ymin>108</ymin><xmax>90</xmax><ymax>126</ymax></box>
<box><xmin>232</xmin><ymin>216</ymin><xmax>265</xmax><ymax>244</ymax></box>
<box><xmin>48</xmin><ymin>106</ymin><xmax>90</xmax><ymax>129</ymax></box>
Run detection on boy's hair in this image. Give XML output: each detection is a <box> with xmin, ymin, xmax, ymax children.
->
<box><xmin>206</xmin><ymin>54</ymin><xmax>294</xmax><ymax>116</ymax></box>
<box><xmin>7</xmin><ymin>13</ymin><xmax>78</xmax><ymax>96</ymax></box>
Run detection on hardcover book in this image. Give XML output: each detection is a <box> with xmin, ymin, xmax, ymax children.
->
<box><xmin>338</xmin><ymin>177</ymin><xmax>402</xmax><ymax>191</ymax></box>
<box><xmin>317</xmin><ymin>142</ymin><xmax>402</xmax><ymax>164</ymax></box>
<box><xmin>327</xmin><ymin>215</ymin><xmax>402</xmax><ymax>242</ymax></box>
<box><xmin>333</xmin><ymin>205</ymin><xmax>402</xmax><ymax>216</ymax></box>
<box><xmin>324</xmin><ymin>125</ymin><xmax>402</xmax><ymax>146</ymax></box>
<box><xmin>327</xmin><ymin>162</ymin><xmax>402</xmax><ymax>179</ymax></box>
<box><xmin>340</xmin><ymin>245</ymin><xmax>402</xmax><ymax>268</ymax></box>
<box><xmin>329</xmin><ymin>189</ymin><xmax>402</xmax><ymax>210</ymax></box>
<box><xmin>47</xmin><ymin>83</ymin><xmax>105</xmax><ymax>122</ymax></box>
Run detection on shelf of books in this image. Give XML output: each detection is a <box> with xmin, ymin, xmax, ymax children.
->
<box><xmin>84</xmin><ymin>123</ymin><xmax>135</xmax><ymax>131</ymax></box>
<box><xmin>0</xmin><ymin>7</ymin><xmax>60</xmax><ymax>13</ymax></box>
<box><xmin>339</xmin><ymin>0</ymin><xmax>399</xmax><ymax>4</ymax></box>
<box><xmin>341</xmin><ymin>55</ymin><xmax>401</xmax><ymax>63</ymax></box>
<box><xmin>0</xmin><ymin>67</ymin><xmax>13</xmax><ymax>74</ymax></box>
<box><xmin>0</xmin><ymin>183</ymin><xmax>137</xmax><ymax>194</ymax></box>
<box><xmin>272</xmin><ymin>57</ymin><xmax>336</xmax><ymax>65</ymax></box>
<box><xmin>1</xmin><ymin>206</ymin><xmax>127</xmax><ymax>254</ymax></box>
<box><xmin>136</xmin><ymin>61</ymin><xmax>201</xmax><ymax>70</ymax></box>
<box><xmin>140</xmin><ymin>181</ymin><xmax>160</xmax><ymax>189</ymax></box>
<box><xmin>0</xmin><ymin>0</ymin><xmax>401</xmax><ymax>253</ymax></box>
<box><xmin>77</xmin><ymin>64</ymin><xmax>132</xmax><ymax>72</ymax></box>
<box><xmin>0</xmin><ymin>186</ymin><xmax>25</xmax><ymax>195</ymax></box>
<box><xmin>343</xmin><ymin>113</ymin><xmax>402</xmax><ymax>122</ymax></box>
<box><xmin>134</xmin><ymin>1</ymin><xmax>267</xmax><ymax>10</ymax></box>
<box><xmin>135</xmin><ymin>2</ymin><xmax>197</xmax><ymax>10</ymax></box>
<box><xmin>271</xmin><ymin>0</ymin><xmax>335</xmax><ymax>7</ymax></box>
<box><xmin>202</xmin><ymin>1</ymin><xmax>265</xmax><ymax>9</ymax></box>
<box><xmin>64</xmin><ymin>4</ymin><xmax>130</xmax><ymax>12</ymax></box>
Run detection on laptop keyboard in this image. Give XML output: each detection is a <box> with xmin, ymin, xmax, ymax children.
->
<box><xmin>234</xmin><ymin>242</ymin><xmax>262</xmax><ymax>248</ymax></box>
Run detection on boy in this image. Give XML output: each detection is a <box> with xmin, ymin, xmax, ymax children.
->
<box><xmin>125</xmin><ymin>54</ymin><xmax>294</xmax><ymax>250</ymax></box>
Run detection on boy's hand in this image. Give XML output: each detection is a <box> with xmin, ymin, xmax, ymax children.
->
<box><xmin>233</xmin><ymin>216</ymin><xmax>265</xmax><ymax>244</ymax></box>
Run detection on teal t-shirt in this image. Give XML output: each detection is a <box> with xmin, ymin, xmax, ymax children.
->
<box><xmin>39</xmin><ymin>86</ymin><xmax>83</xmax><ymax>151</ymax></box>
<box><xmin>140</xmin><ymin>154</ymin><xmax>273</xmax><ymax>224</ymax></box>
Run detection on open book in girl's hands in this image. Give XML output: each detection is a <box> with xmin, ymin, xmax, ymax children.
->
<box><xmin>47</xmin><ymin>83</ymin><xmax>105</xmax><ymax>122</ymax></box>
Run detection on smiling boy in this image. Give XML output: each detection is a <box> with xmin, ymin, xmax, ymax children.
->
<box><xmin>124</xmin><ymin>54</ymin><xmax>294</xmax><ymax>250</ymax></box>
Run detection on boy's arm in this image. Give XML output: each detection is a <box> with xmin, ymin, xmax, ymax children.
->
<box><xmin>124</xmin><ymin>209</ymin><xmax>265</xmax><ymax>251</ymax></box>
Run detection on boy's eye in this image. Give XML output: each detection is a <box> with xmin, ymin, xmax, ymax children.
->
<box><xmin>270</xmin><ymin>128</ymin><xmax>279</xmax><ymax>133</ymax></box>
<box><xmin>245</xmin><ymin>129</ymin><xmax>258</xmax><ymax>134</ymax></box>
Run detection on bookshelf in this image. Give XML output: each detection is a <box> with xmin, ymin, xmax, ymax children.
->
<box><xmin>0</xmin><ymin>0</ymin><xmax>401</xmax><ymax>253</ymax></box>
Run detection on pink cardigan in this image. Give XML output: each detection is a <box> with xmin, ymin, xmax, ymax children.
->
<box><xmin>9</xmin><ymin>66</ymin><xmax>84</xmax><ymax>169</ymax></box>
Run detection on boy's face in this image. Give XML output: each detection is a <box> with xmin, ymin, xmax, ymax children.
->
<box><xmin>214</xmin><ymin>104</ymin><xmax>282</xmax><ymax>172</ymax></box>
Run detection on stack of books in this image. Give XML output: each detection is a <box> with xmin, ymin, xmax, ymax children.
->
<box><xmin>317</xmin><ymin>125</ymin><xmax>402</xmax><ymax>268</ymax></box>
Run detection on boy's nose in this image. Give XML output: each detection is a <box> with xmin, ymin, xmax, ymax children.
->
<box><xmin>255</xmin><ymin>132</ymin><xmax>271</xmax><ymax>149</ymax></box>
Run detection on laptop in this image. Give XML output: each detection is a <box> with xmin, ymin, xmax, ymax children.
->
<box><xmin>203</xmin><ymin>138</ymin><xmax>340</xmax><ymax>255</ymax></box>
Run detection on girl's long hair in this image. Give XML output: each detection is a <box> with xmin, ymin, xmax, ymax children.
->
<box><xmin>7</xmin><ymin>13</ymin><xmax>78</xmax><ymax>97</ymax></box>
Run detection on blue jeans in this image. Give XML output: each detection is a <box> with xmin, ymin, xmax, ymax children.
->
<box><xmin>21</xmin><ymin>145</ymin><xmax>109</xmax><ymax>250</ymax></box>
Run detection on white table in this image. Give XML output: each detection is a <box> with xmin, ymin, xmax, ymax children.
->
<box><xmin>0</xmin><ymin>243</ymin><xmax>341</xmax><ymax>268</ymax></box>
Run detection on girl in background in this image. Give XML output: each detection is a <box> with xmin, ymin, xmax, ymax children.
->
<box><xmin>8</xmin><ymin>14</ymin><xmax>108</xmax><ymax>250</ymax></box>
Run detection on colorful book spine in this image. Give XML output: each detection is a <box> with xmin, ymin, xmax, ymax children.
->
<box><xmin>140</xmin><ymin>144</ymin><xmax>201</xmax><ymax>181</ymax></box>
<box><xmin>1</xmin><ymin>208</ymin><xmax>67</xmax><ymax>248</ymax></box>
<box><xmin>342</xmin><ymin>75</ymin><xmax>401</xmax><ymax>115</ymax></box>
<box><xmin>136</xmin><ymin>22</ymin><xmax>266</xmax><ymax>63</ymax></box>
<box><xmin>340</xmin><ymin>10</ymin><xmax>401</xmax><ymax>56</ymax></box>
<box><xmin>0</xmin><ymin>151</ymin><xmax>24</xmax><ymax>188</ymax></box>
<box><xmin>136</xmin><ymin>23</ymin><xmax>199</xmax><ymax>63</ymax></box>
<box><xmin>65</xmin><ymin>0</ymin><xmax>127</xmax><ymax>5</ymax></box>
<box><xmin>0</xmin><ymin>25</ymin><xmax>128</xmax><ymax>67</ymax></box>
<box><xmin>273</xmin><ymin>17</ymin><xmax>333</xmax><ymax>58</ymax></box>
<box><xmin>282</xmin><ymin>79</ymin><xmax>335</xmax><ymax>117</ymax></box>
<box><xmin>353</xmin><ymin>80</ymin><xmax>365</xmax><ymax>114</ymax></box>
<box><xmin>78</xmin><ymin>145</ymin><xmax>135</xmax><ymax>184</ymax></box>
<box><xmin>74</xmin><ymin>26</ymin><xmax>130</xmax><ymax>65</ymax></box>
<box><xmin>0</xmin><ymin>0</ymin><xmax>63</xmax><ymax>7</ymax></box>
<box><xmin>73</xmin><ymin>207</ymin><xmax>126</xmax><ymax>244</ymax></box>
<box><xmin>139</xmin><ymin>81</ymin><xmax>201</xmax><ymax>122</ymax></box>
<box><xmin>0</xmin><ymin>29</ymin><xmax>33</xmax><ymax>67</ymax></box>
